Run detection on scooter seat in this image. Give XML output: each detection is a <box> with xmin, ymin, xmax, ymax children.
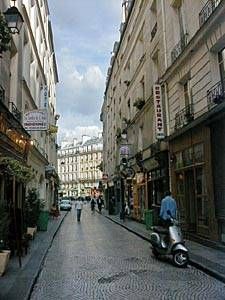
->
<box><xmin>152</xmin><ymin>226</ymin><xmax>169</xmax><ymax>234</ymax></box>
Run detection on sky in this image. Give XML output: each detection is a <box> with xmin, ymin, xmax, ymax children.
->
<box><xmin>48</xmin><ymin>0</ymin><xmax>122</xmax><ymax>143</ymax></box>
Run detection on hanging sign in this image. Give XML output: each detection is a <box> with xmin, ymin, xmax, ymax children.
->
<box><xmin>23</xmin><ymin>109</ymin><xmax>48</xmax><ymax>131</ymax></box>
<box><xmin>153</xmin><ymin>84</ymin><xmax>165</xmax><ymax>140</ymax></box>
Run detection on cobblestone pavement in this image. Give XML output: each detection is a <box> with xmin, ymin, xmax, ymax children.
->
<box><xmin>30</xmin><ymin>206</ymin><xmax>225</xmax><ymax>300</ymax></box>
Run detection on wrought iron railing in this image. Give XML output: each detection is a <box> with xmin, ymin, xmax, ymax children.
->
<box><xmin>151</xmin><ymin>22</ymin><xmax>157</xmax><ymax>41</ymax></box>
<box><xmin>207</xmin><ymin>81</ymin><xmax>224</xmax><ymax>109</ymax></box>
<box><xmin>171</xmin><ymin>33</ymin><xmax>188</xmax><ymax>63</ymax></box>
<box><xmin>174</xmin><ymin>104</ymin><xmax>194</xmax><ymax>130</ymax></box>
<box><xmin>9</xmin><ymin>101</ymin><xmax>22</xmax><ymax>122</ymax></box>
<box><xmin>199</xmin><ymin>0</ymin><xmax>222</xmax><ymax>27</ymax></box>
<box><xmin>0</xmin><ymin>86</ymin><xmax>5</xmax><ymax>102</ymax></box>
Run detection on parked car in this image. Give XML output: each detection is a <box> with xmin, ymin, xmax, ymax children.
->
<box><xmin>59</xmin><ymin>199</ymin><xmax>72</xmax><ymax>211</ymax></box>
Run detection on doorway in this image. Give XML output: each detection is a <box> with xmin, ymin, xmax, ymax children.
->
<box><xmin>184</xmin><ymin>170</ymin><xmax>196</xmax><ymax>232</ymax></box>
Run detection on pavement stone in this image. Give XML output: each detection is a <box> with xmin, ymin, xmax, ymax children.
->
<box><xmin>102</xmin><ymin>211</ymin><xmax>225</xmax><ymax>284</ymax></box>
<box><xmin>0</xmin><ymin>211</ymin><xmax>67</xmax><ymax>300</ymax></box>
<box><xmin>29</xmin><ymin>206</ymin><xmax>225</xmax><ymax>300</ymax></box>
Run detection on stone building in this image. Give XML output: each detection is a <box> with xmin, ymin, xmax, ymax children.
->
<box><xmin>57</xmin><ymin>135</ymin><xmax>103</xmax><ymax>197</ymax></box>
<box><xmin>0</xmin><ymin>0</ymin><xmax>58</xmax><ymax>239</ymax></box>
<box><xmin>101</xmin><ymin>0</ymin><xmax>225</xmax><ymax>242</ymax></box>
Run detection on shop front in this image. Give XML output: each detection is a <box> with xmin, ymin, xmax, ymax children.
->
<box><xmin>0</xmin><ymin>102</ymin><xmax>32</xmax><ymax>262</ymax></box>
<box><xmin>170</xmin><ymin>125</ymin><xmax>218</xmax><ymax>240</ymax></box>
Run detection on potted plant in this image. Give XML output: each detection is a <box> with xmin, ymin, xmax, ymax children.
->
<box><xmin>133</xmin><ymin>98</ymin><xmax>145</xmax><ymax>110</ymax></box>
<box><xmin>0</xmin><ymin>205</ymin><xmax>10</xmax><ymax>276</ymax></box>
<box><xmin>24</xmin><ymin>189</ymin><xmax>41</xmax><ymax>239</ymax></box>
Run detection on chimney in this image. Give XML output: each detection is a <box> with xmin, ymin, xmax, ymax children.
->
<box><xmin>122</xmin><ymin>0</ymin><xmax>132</xmax><ymax>22</ymax></box>
<box><xmin>82</xmin><ymin>135</ymin><xmax>91</xmax><ymax>145</ymax></box>
<box><xmin>73</xmin><ymin>138</ymin><xmax>78</xmax><ymax>146</ymax></box>
<box><xmin>98</xmin><ymin>132</ymin><xmax>102</xmax><ymax>139</ymax></box>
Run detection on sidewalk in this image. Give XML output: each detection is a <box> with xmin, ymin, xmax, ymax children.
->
<box><xmin>101</xmin><ymin>210</ymin><xmax>225</xmax><ymax>283</ymax></box>
<box><xmin>0</xmin><ymin>211</ymin><xmax>67</xmax><ymax>300</ymax></box>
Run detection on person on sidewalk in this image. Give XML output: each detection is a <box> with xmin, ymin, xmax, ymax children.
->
<box><xmin>90</xmin><ymin>197</ymin><xmax>96</xmax><ymax>214</ymax></box>
<box><xmin>159</xmin><ymin>191</ymin><xmax>177</xmax><ymax>227</ymax></box>
<box><xmin>97</xmin><ymin>196</ymin><xmax>103</xmax><ymax>213</ymax></box>
<box><xmin>75</xmin><ymin>198</ymin><xmax>83</xmax><ymax>222</ymax></box>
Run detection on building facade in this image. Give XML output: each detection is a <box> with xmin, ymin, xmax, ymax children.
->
<box><xmin>57</xmin><ymin>135</ymin><xmax>103</xmax><ymax>197</ymax></box>
<box><xmin>0</xmin><ymin>0</ymin><xmax>58</xmax><ymax>251</ymax></box>
<box><xmin>101</xmin><ymin>0</ymin><xmax>225</xmax><ymax>242</ymax></box>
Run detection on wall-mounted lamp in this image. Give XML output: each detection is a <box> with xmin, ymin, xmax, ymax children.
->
<box><xmin>4</xmin><ymin>0</ymin><xmax>24</xmax><ymax>34</ymax></box>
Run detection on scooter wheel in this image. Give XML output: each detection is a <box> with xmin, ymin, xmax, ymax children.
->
<box><xmin>172</xmin><ymin>250</ymin><xmax>189</xmax><ymax>268</ymax></box>
<box><xmin>152</xmin><ymin>248</ymin><xmax>160</xmax><ymax>258</ymax></box>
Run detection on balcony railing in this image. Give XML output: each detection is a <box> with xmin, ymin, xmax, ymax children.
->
<box><xmin>207</xmin><ymin>81</ymin><xmax>224</xmax><ymax>109</ymax></box>
<box><xmin>199</xmin><ymin>0</ymin><xmax>222</xmax><ymax>27</ymax></box>
<box><xmin>174</xmin><ymin>104</ymin><xmax>194</xmax><ymax>130</ymax></box>
<box><xmin>151</xmin><ymin>22</ymin><xmax>157</xmax><ymax>41</ymax></box>
<box><xmin>9</xmin><ymin>102</ymin><xmax>22</xmax><ymax>123</ymax></box>
<box><xmin>171</xmin><ymin>33</ymin><xmax>188</xmax><ymax>64</ymax></box>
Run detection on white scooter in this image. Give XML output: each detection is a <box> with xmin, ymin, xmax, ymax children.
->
<box><xmin>150</xmin><ymin>212</ymin><xmax>189</xmax><ymax>268</ymax></box>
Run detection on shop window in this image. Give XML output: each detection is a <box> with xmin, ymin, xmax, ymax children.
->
<box><xmin>193</xmin><ymin>143</ymin><xmax>204</xmax><ymax>163</ymax></box>
<box><xmin>175</xmin><ymin>151</ymin><xmax>183</xmax><ymax>169</ymax></box>
<box><xmin>182</xmin><ymin>147</ymin><xmax>193</xmax><ymax>166</ymax></box>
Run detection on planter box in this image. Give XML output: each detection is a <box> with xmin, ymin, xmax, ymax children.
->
<box><xmin>0</xmin><ymin>250</ymin><xmax>11</xmax><ymax>276</ymax></box>
<box><xmin>27</xmin><ymin>226</ymin><xmax>37</xmax><ymax>239</ymax></box>
<box><xmin>37</xmin><ymin>211</ymin><xmax>49</xmax><ymax>231</ymax></box>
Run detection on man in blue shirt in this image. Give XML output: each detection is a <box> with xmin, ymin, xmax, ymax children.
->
<box><xmin>160</xmin><ymin>191</ymin><xmax>177</xmax><ymax>226</ymax></box>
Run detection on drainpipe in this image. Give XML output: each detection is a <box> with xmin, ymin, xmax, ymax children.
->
<box><xmin>161</xmin><ymin>0</ymin><xmax>168</xmax><ymax>70</ymax></box>
<box><xmin>161</xmin><ymin>0</ymin><xmax>172</xmax><ymax>191</ymax></box>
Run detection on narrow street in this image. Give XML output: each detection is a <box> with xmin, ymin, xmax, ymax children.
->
<box><xmin>30</xmin><ymin>206</ymin><xmax>225</xmax><ymax>300</ymax></box>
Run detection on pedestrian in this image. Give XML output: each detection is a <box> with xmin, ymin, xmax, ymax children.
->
<box><xmin>90</xmin><ymin>197</ymin><xmax>96</xmax><ymax>214</ymax></box>
<box><xmin>159</xmin><ymin>191</ymin><xmax>177</xmax><ymax>227</ymax></box>
<box><xmin>97</xmin><ymin>196</ymin><xmax>103</xmax><ymax>213</ymax></box>
<box><xmin>75</xmin><ymin>197</ymin><xmax>83</xmax><ymax>222</ymax></box>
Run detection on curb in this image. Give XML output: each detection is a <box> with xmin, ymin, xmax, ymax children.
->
<box><xmin>26</xmin><ymin>212</ymin><xmax>68</xmax><ymax>300</ymax></box>
<box><xmin>105</xmin><ymin>215</ymin><xmax>225</xmax><ymax>284</ymax></box>
<box><xmin>1</xmin><ymin>212</ymin><xmax>68</xmax><ymax>300</ymax></box>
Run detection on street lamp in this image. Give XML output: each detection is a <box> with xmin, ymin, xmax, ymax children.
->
<box><xmin>0</xmin><ymin>0</ymin><xmax>24</xmax><ymax>56</ymax></box>
<box><xmin>3</xmin><ymin>1</ymin><xmax>24</xmax><ymax>34</ymax></box>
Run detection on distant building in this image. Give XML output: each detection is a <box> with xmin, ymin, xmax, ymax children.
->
<box><xmin>57</xmin><ymin>135</ymin><xmax>103</xmax><ymax>197</ymax></box>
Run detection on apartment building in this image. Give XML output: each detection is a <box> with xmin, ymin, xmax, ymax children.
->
<box><xmin>101</xmin><ymin>0</ymin><xmax>225</xmax><ymax>242</ymax></box>
<box><xmin>57</xmin><ymin>135</ymin><xmax>103</xmax><ymax>197</ymax></box>
<box><xmin>0</xmin><ymin>0</ymin><xmax>58</xmax><ymax>217</ymax></box>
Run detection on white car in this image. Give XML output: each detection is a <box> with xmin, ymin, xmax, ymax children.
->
<box><xmin>59</xmin><ymin>199</ymin><xmax>72</xmax><ymax>211</ymax></box>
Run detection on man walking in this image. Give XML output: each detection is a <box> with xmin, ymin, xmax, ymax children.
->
<box><xmin>75</xmin><ymin>197</ymin><xmax>83</xmax><ymax>222</ymax></box>
<box><xmin>159</xmin><ymin>191</ymin><xmax>177</xmax><ymax>227</ymax></box>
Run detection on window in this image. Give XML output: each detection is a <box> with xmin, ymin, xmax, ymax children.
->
<box><xmin>218</xmin><ymin>48</ymin><xmax>225</xmax><ymax>88</ymax></box>
<box><xmin>183</xmin><ymin>79</ymin><xmax>192</xmax><ymax>107</ymax></box>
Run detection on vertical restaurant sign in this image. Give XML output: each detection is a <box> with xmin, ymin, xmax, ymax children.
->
<box><xmin>153</xmin><ymin>84</ymin><xmax>165</xmax><ymax>140</ymax></box>
<box><xmin>23</xmin><ymin>109</ymin><xmax>48</xmax><ymax>131</ymax></box>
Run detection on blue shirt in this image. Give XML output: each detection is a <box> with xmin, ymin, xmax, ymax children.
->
<box><xmin>160</xmin><ymin>196</ymin><xmax>177</xmax><ymax>220</ymax></box>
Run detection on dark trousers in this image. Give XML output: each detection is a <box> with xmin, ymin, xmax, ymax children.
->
<box><xmin>77</xmin><ymin>209</ymin><xmax>82</xmax><ymax>221</ymax></box>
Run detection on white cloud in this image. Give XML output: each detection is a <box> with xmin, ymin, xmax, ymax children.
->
<box><xmin>48</xmin><ymin>0</ymin><xmax>121</xmax><ymax>144</ymax></box>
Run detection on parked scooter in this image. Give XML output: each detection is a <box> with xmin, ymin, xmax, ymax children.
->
<box><xmin>150</xmin><ymin>212</ymin><xmax>189</xmax><ymax>268</ymax></box>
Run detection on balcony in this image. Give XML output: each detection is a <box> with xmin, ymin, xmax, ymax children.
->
<box><xmin>9</xmin><ymin>102</ymin><xmax>21</xmax><ymax>123</ymax></box>
<box><xmin>171</xmin><ymin>33</ymin><xmax>188</xmax><ymax>64</ymax></box>
<box><xmin>207</xmin><ymin>81</ymin><xmax>224</xmax><ymax>109</ymax></box>
<box><xmin>151</xmin><ymin>22</ymin><xmax>157</xmax><ymax>41</ymax></box>
<box><xmin>174</xmin><ymin>104</ymin><xmax>194</xmax><ymax>130</ymax></box>
<box><xmin>199</xmin><ymin>0</ymin><xmax>222</xmax><ymax>27</ymax></box>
